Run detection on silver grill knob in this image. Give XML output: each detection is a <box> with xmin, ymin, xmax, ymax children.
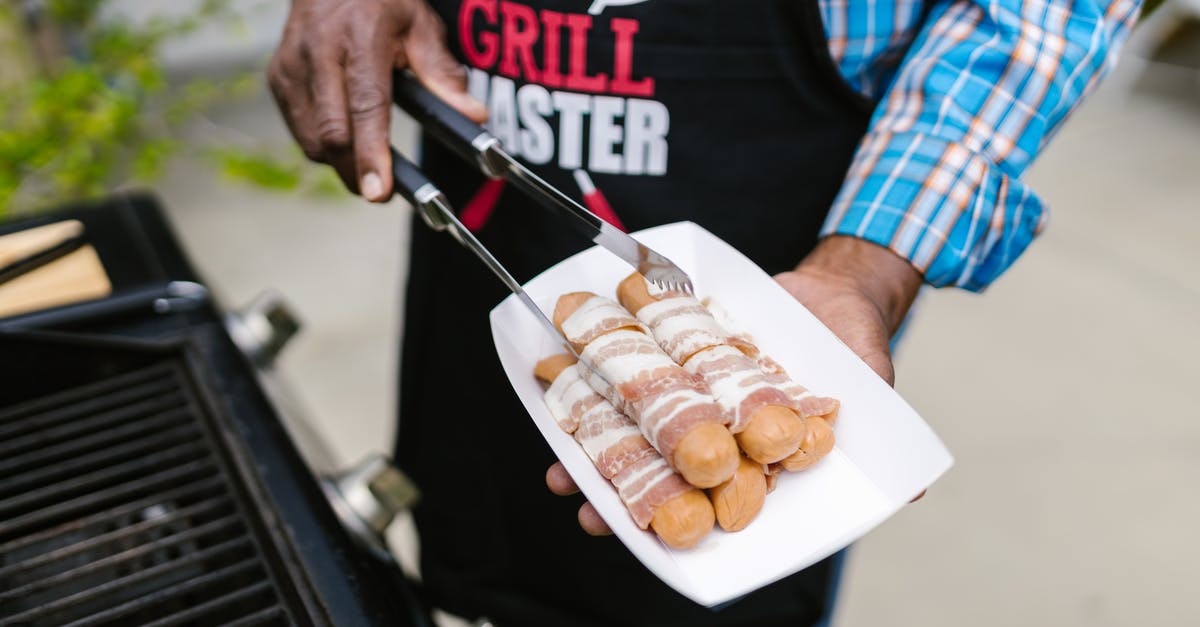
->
<box><xmin>224</xmin><ymin>290</ymin><xmax>301</xmax><ymax>367</ymax></box>
<box><xmin>322</xmin><ymin>454</ymin><xmax>420</xmax><ymax>555</ymax></box>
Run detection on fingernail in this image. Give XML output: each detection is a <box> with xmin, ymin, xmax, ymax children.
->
<box><xmin>361</xmin><ymin>172</ymin><xmax>382</xmax><ymax>200</ymax></box>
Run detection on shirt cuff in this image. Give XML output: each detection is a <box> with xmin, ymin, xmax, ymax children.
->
<box><xmin>821</xmin><ymin>131</ymin><xmax>1048</xmax><ymax>292</ymax></box>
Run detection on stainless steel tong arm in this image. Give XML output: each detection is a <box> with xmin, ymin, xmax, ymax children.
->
<box><xmin>390</xmin><ymin>148</ymin><xmax>591</xmax><ymax>367</ymax></box>
<box><xmin>392</xmin><ymin>71</ymin><xmax>693</xmax><ymax>295</ymax></box>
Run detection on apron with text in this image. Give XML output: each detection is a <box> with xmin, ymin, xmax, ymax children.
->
<box><xmin>396</xmin><ymin>2</ymin><xmax>873</xmax><ymax>625</ymax></box>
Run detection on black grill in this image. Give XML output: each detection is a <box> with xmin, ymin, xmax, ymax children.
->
<box><xmin>0</xmin><ymin>355</ymin><xmax>306</xmax><ymax>626</ymax></box>
<box><xmin>0</xmin><ymin>195</ymin><xmax>427</xmax><ymax>627</ymax></box>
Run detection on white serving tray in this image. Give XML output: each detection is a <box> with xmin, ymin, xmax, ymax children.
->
<box><xmin>489</xmin><ymin>222</ymin><xmax>953</xmax><ymax>607</ymax></box>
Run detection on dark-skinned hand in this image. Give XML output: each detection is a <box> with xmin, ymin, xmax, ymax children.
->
<box><xmin>268</xmin><ymin>0</ymin><xmax>486</xmax><ymax>202</ymax></box>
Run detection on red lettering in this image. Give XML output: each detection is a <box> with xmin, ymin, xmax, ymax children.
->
<box><xmin>539</xmin><ymin>10</ymin><xmax>565</xmax><ymax>89</ymax></box>
<box><xmin>460</xmin><ymin>0</ymin><xmax>499</xmax><ymax>69</ymax></box>
<box><xmin>610</xmin><ymin>18</ymin><xmax>654</xmax><ymax>97</ymax></box>
<box><xmin>461</xmin><ymin>4</ymin><xmax>646</xmax><ymax>96</ymax></box>
<box><xmin>499</xmin><ymin>1</ymin><xmax>541</xmax><ymax>82</ymax></box>
<box><xmin>564</xmin><ymin>14</ymin><xmax>608</xmax><ymax>92</ymax></box>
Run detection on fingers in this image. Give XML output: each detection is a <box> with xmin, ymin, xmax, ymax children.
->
<box><xmin>310</xmin><ymin>56</ymin><xmax>351</xmax><ymax>156</ymax></box>
<box><xmin>773</xmin><ymin>269</ymin><xmax>897</xmax><ymax>387</ymax></box>
<box><xmin>545</xmin><ymin>462</ymin><xmax>579</xmax><ymax>496</ymax></box>
<box><xmin>547</xmin><ymin>464</ymin><xmax>613</xmax><ymax>536</ymax></box>
<box><xmin>405</xmin><ymin>11</ymin><xmax>488</xmax><ymax>123</ymax></box>
<box><xmin>269</xmin><ymin>0</ymin><xmax>488</xmax><ymax>199</ymax></box>
<box><xmin>345</xmin><ymin>22</ymin><xmax>396</xmax><ymax>202</ymax></box>
<box><xmin>308</xmin><ymin>57</ymin><xmax>362</xmax><ymax>193</ymax></box>
<box><xmin>547</xmin><ymin>463</ymin><xmax>613</xmax><ymax>536</ymax></box>
<box><xmin>269</xmin><ymin>41</ymin><xmax>362</xmax><ymax>194</ymax></box>
<box><xmin>578</xmin><ymin>502</ymin><xmax>614</xmax><ymax>536</ymax></box>
<box><xmin>269</xmin><ymin>2</ymin><xmax>392</xmax><ymax>199</ymax></box>
<box><xmin>268</xmin><ymin>54</ymin><xmax>324</xmax><ymax>164</ymax></box>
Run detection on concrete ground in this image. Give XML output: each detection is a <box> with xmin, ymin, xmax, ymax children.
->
<box><xmin>124</xmin><ymin>5</ymin><xmax>1200</xmax><ymax>626</ymax></box>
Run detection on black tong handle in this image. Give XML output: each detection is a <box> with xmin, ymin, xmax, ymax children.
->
<box><xmin>389</xmin><ymin>146</ymin><xmax>434</xmax><ymax>207</ymax></box>
<box><xmin>392</xmin><ymin>71</ymin><xmax>492</xmax><ymax>168</ymax></box>
<box><xmin>389</xmin><ymin>147</ymin><xmax>454</xmax><ymax>232</ymax></box>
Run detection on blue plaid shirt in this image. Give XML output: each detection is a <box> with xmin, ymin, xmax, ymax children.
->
<box><xmin>818</xmin><ymin>0</ymin><xmax>1141</xmax><ymax>290</ymax></box>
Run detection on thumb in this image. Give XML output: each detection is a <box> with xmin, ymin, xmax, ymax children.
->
<box><xmin>405</xmin><ymin>12</ymin><xmax>488</xmax><ymax>123</ymax></box>
<box><xmin>823</xmin><ymin>308</ymin><xmax>895</xmax><ymax>386</ymax></box>
<box><xmin>857</xmin><ymin>345</ymin><xmax>896</xmax><ymax>388</ymax></box>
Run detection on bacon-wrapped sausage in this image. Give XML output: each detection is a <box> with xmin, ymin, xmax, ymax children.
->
<box><xmin>756</xmin><ymin>355</ymin><xmax>840</xmax><ymax>424</ymax></box>
<box><xmin>755</xmin><ymin>355</ymin><xmax>839</xmax><ymax>471</ymax></box>
<box><xmin>535</xmin><ymin>355</ymin><xmax>715</xmax><ymax>548</ymax></box>
<box><xmin>617</xmin><ymin>273</ymin><xmax>807</xmax><ymax>464</ymax></box>
<box><xmin>707</xmin><ymin>455</ymin><xmax>768</xmax><ymax>532</ymax></box>
<box><xmin>553</xmin><ymin>293</ymin><xmax>740</xmax><ymax>489</ymax></box>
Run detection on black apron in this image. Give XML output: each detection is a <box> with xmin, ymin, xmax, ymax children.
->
<box><xmin>396</xmin><ymin>2</ymin><xmax>873</xmax><ymax>625</ymax></box>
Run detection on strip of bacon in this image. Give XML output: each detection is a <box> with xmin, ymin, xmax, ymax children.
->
<box><xmin>560</xmin><ymin>296</ymin><xmax>647</xmax><ymax>347</ymax></box>
<box><xmin>757</xmin><ymin>355</ymin><xmax>840</xmax><ymax>422</ymax></box>
<box><xmin>701</xmin><ymin>296</ymin><xmax>840</xmax><ymax>423</ymax></box>
<box><xmin>630</xmin><ymin>284</ymin><xmax>793</xmax><ymax>433</ymax></box>
<box><xmin>543</xmin><ymin>364</ymin><xmax>691</xmax><ymax>529</ymax></box>
<box><xmin>683</xmin><ymin>345</ymin><xmax>796</xmax><ymax>432</ymax></box>
<box><xmin>579</xmin><ymin>328</ymin><xmax>726</xmax><ymax>458</ymax></box>
<box><xmin>611</xmin><ymin>456</ymin><xmax>693</xmax><ymax>529</ymax></box>
<box><xmin>635</xmin><ymin>295</ymin><xmax>756</xmax><ymax>363</ymax></box>
<box><xmin>700</xmin><ymin>297</ymin><xmax>760</xmax><ymax>357</ymax></box>
<box><xmin>544</xmin><ymin>361</ymin><xmax>606</xmax><ymax>433</ymax></box>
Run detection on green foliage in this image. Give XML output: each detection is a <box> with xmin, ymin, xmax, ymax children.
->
<box><xmin>203</xmin><ymin>146</ymin><xmax>346</xmax><ymax>197</ymax></box>
<box><xmin>0</xmin><ymin>1</ymin><xmax>335</xmax><ymax>219</ymax></box>
<box><xmin>210</xmin><ymin>147</ymin><xmax>303</xmax><ymax>190</ymax></box>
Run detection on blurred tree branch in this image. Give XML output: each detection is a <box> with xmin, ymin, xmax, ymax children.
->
<box><xmin>0</xmin><ymin>0</ymin><xmax>338</xmax><ymax>219</ymax></box>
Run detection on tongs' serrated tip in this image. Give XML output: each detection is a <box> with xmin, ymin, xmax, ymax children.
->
<box><xmin>649</xmin><ymin>276</ymin><xmax>694</xmax><ymax>296</ymax></box>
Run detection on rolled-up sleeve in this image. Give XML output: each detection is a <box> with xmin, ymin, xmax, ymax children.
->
<box><xmin>822</xmin><ymin>0</ymin><xmax>1142</xmax><ymax>290</ymax></box>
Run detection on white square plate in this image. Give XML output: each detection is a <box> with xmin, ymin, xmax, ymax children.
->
<box><xmin>489</xmin><ymin>222</ymin><xmax>953</xmax><ymax>607</ymax></box>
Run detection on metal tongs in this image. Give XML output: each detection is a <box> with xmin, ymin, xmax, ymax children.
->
<box><xmin>390</xmin><ymin>145</ymin><xmax>575</xmax><ymax>351</ymax></box>
<box><xmin>388</xmin><ymin>73</ymin><xmax>693</xmax><ymax>357</ymax></box>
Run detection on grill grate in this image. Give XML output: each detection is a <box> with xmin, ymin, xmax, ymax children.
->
<box><xmin>0</xmin><ymin>360</ymin><xmax>305</xmax><ymax>627</ymax></box>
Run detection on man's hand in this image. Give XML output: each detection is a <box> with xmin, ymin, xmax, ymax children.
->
<box><xmin>545</xmin><ymin>236</ymin><xmax>925</xmax><ymax>535</ymax></box>
<box><xmin>547</xmin><ymin>464</ymin><xmax>612</xmax><ymax>536</ymax></box>
<box><xmin>268</xmin><ymin>0</ymin><xmax>486</xmax><ymax>202</ymax></box>
<box><xmin>776</xmin><ymin>235</ymin><xmax>926</xmax><ymax>502</ymax></box>
<box><xmin>774</xmin><ymin>235</ymin><xmax>922</xmax><ymax>388</ymax></box>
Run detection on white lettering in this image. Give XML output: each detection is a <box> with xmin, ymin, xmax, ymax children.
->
<box><xmin>589</xmin><ymin>96</ymin><xmax>624</xmax><ymax>174</ymax></box>
<box><xmin>517</xmin><ymin>84</ymin><xmax>554</xmax><ymax>165</ymax></box>
<box><xmin>552</xmin><ymin>91</ymin><xmax>590</xmax><ymax>170</ymax></box>
<box><xmin>487</xmin><ymin>75</ymin><xmax>519</xmax><ymax>154</ymax></box>
<box><xmin>587</xmin><ymin>0</ymin><xmax>650</xmax><ymax>15</ymax></box>
<box><xmin>456</xmin><ymin>72</ymin><xmax>669</xmax><ymax>177</ymax></box>
<box><xmin>467</xmin><ymin>67</ymin><xmax>490</xmax><ymax>105</ymax></box>
<box><xmin>624</xmin><ymin>98</ymin><xmax>669</xmax><ymax>175</ymax></box>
